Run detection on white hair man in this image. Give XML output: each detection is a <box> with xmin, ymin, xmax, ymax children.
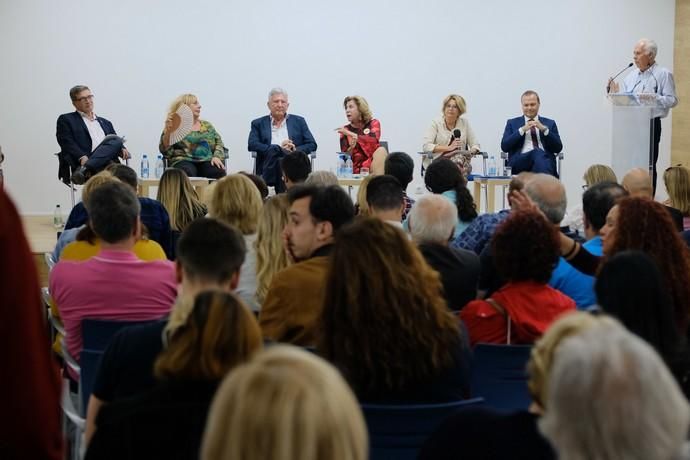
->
<box><xmin>409</xmin><ymin>194</ymin><xmax>479</xmax><ymax>310</ymax></box>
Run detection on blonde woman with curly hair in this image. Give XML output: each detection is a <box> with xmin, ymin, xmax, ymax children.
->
<box><xmin>156</xmin><ymin>168</ymin><xmax>207</xmax><ymax>232</ymax></box>
<box><xmin>664</xmin><ymin>165</ymin><xmax>690</xmax><ymax>230</ymax></box>
<box><xmin>201</xmin><ymin>345</ymin><xmax>367</xmax><ymax>460</ymax></box>
<box><xmin>338</xmin><ymin>95</ymin><xmax>388</xmax><ymax>175</ymax></box>
<box><xmin>254</xmin><ymin>194</ymin><xmax>291</xmax><ymax>306</ymax></box>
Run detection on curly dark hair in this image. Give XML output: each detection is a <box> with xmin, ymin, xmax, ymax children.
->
<box><xmin>492</xmin><ymin>210</ymin><xmax>560</xmax><ymax>283</ymax></box>
<box><xmin>603</xmin><ymin>197</ymin><xmax>690</xmax><ymax>332</ymax></box>
<box><xmin>318</xmin><ymin>217</ymin><xmax>462</xmax><ymax>398</ymax></box>
<box><xmin>424</xmin><ymin>158</ymin><xmax>477</xmax><ymax>222</ymax></box>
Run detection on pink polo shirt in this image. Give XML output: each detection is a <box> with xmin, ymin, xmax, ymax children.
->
<box><xmin>49</xmin><ymin>249</ymin><xmax>177</xmax><ymax>375</ymax></box>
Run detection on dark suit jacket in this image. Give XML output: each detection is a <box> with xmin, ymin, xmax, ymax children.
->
<box><xmin>247</xmin><ymin>114</ymin><xmax>317</xmax><ymax>173</ymax></box>
<box><xmin>56</xmin><ymin>111</ymin><xmax>116</xmax><ymax>167</ymax></box>
<box><xmin>500</xmin><ymin>116</ymin><xmax>562</xmax><ymax>159</ymax></box>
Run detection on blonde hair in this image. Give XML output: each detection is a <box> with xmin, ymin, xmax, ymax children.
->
<box><xmin>209</xmin><ymin>174</ymin><xmax>263</xmax><ymax>235</ymax></box>
<box><xmin>441</xmin><ymin>94</ymin><xmax>467</xmax><ymax>116</ymax></box>
<box><xmin>254</xmin><ymin>195</ymin><xmax>291</xmax><ymax>305</ymax></box>
<box><xmin>355</xmin><ymin>175</ymin><xmax>376</xmax><ymax>216</ymax></box>
<box><xmin>343</xmin><ymin>96</ymin><xmax>373</xmax><ymax>124</ymax></box>
<box><xmin>201</xmin><ymin>345</ymin><xmax>368</xmax><ymax>460</ymax></box>
<box><xmin>583</xmin><ymin>164</ymin><xmax>617</xmax><ymax>187</ymax></box>
<box><xmin>165</xmin><ymin>93</ymin><xmax>198</xmax><ymax>126</ymax></box>
<box><xmin>81</xmin><ymin>171</ymin><xmax>118</xmax><ymax>208</ymax></box>
<box><xmin>664</xmin><ymin>165</ymin><xmax>690</xmax><ymax>215</ymax></box>
<box><xmin>156</xmin><ymin>168</ymin><xmax>206</xmax><ymax>231</ymax></box>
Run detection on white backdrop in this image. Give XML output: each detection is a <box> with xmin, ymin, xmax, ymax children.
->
<box><xmin>0</xmin><ymin>0</ymin><xmax>676</xmax><ymax>214</ymax></box>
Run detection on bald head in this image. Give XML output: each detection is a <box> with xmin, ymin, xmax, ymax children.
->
<box><xmin>408</xmin><ymin>194</ymin><xmax>458</xmax><ymax>244</ymax></box>
<box><xmin>622</xmin><ymin>168</ymin><xmax>653</xmax><ymax>197</ymax></box>
<box><xmin>524</xmin><ymin>174</ymin><xmax>567</xmax><ymax>224</ymax></box>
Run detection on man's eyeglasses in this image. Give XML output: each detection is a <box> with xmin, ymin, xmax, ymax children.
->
<box><xmin>74</xmin><ymin>95</ymin><xmax>94</xmax><ymax>103</ymax></box>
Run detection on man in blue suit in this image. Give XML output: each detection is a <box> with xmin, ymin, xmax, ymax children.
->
<box><xmin>56</xmin><ymin>85</ymin><xmax>129</xmax><ymax>184</ymax></box>
<box><xmin>248</xmin><ymin>88</ymin><xmax>317</xmax><ymax>192</ymax></box>
<box><xmin>500</xmin><ymin>90</ymin><xmax>562</xmax><ymax>177</ymax></box>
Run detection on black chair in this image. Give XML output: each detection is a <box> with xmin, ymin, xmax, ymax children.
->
<box><xmin>470</xmin><ymin>343</ymin><xmax>532</xmax><ymax>411</ymax></box>
<box><xmin>55</xmin><ymin>152</ymin><xmax>77</xmax><ymax>207</ymax></box>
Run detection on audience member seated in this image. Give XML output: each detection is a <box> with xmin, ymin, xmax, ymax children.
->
<box><xmin>539</xmin><ymin>319</ymin><xmax>690</xmax><ymax>460</ymax></box>
<box><xmin>238</xmin><ymin>171</ymin><xmax>269</xmax><ymax>201</ymax></box>
<box><xmin>354</xmin><ymin>174</ymin><xmax>375</xmax><ymax>216</ymax></box>
<box><xmin>423</xmin><ymin>158</ymin><xmax>477</xmax><ymax>238</ymax></box>
<box><xmin>452</xmin><ymin>172</ymin><xmax>534</xmax><ymax>255</ymax></box>
<box><xmin>461</xmin><ymin>210</ymin><xmax>576</xmax><ymax>346</ymax></box>
<box><xmin>64</xmin><ymin>163</ymin><xmax>173</xmax><ymax>258</ymax></box>
<box><xmin>1</xmin><ymin>190</ymin><xmax>62</xmax><ymax>460</ymax></box>
<box><xmin>384</xmin><ymin>151</ymin><xmax>416</xmax><ymax>220</ymax></box>
<box><xmin>622</xmin><ymin>167</ymin><xmax>683</xmax><ymax>231</ymax></box>
<box><xmin>280</xmin><ymin>150</ymin><xmax>312</xmax><ymax>190</ymax></box>
<box><xmin>366</xmin><ymin>175</ymin><xmax>405</xmax><ymax>228</ymax></box>
<box><xmin>260</xmin><ymin>185</ymin><xmax>354</xmax><ymax>346</ymax></box>
<box><xmin>561</xmin><ymin>164</ymin><xmax>617</xmax><ymax>235</ymax></box>
<box><xmin>254</xmin><ymin>195</ymin><xmax>291</xmax><ymax>306</ymax></box>
<box><xmin>304</xmin><ymin>169</ymin><xmax>339</xmax><ymax>187</ymax></box>
<box><xmin>56</xmin><ymin>85</ymin><xmax>130</xmax><ymax>185</ymax></box>
<box><xmin>86</xmin><ymin>291</ymin><xmax>262</xmax><ymax>459</ymax></box>
<box><xmin>420</xmin><ymin>311</ymin><xmax>603</xmax><ymax>460</ymax></box>
<box><xmin>84</xmin><ymin>218</ymin><xmax>246</xmax><ymax>444</ymax></box>
<box><xmin>201</xmin><ymin>346</ymin><xmax>367</xmax><ymax>460</ymax></box>
<box><xmin>318</xmin><ymin>217</ymin><xmax>471</xmax><ymax>403</ymax></box>
<box><xmin>209</xmin><ymin>174</ymin><xmax>263</xmax><ymax>312</ymax></box>
<box><xmin>549</xmin><ymin>182</ymin><xmax>626</xmax><ymax>309</ymax></box>
<box><xmin>49</xmin><ymin>181</ymin><xmax>177</xmax><ymax>381</ymax></box>
<box><xmin>159</xmin><ymin>93</ymin><xmax>226</xmax><ymax>179</ymax></box>
<box><xmin>338</xmin><ymin>95</ymin><xmax>387</xmax><ymax>175</ymax></box>
<box><xmin>408</xmin><ymin>194</ymin><xmax>479</xmax><ymax>311</ymax></box>
<box><xmin>156</xmin><ymin>168</ymin><xmax>207</xmax><ymax>253</ymax></box>
<box><xmin>664</xmin><ymin>165</ymin><xmax>690</xmax><ymax>230</ymax></box>
<box><xmin>422</xmin><ymin>94</ymin><xmax>481</xmax><ymax>177</ymax></box>
<box><xmin>595</xmin><ymin>250</ymin><xmax>690</xmax><ymax>398</ymax></box>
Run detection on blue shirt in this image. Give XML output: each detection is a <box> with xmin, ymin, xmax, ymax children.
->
<box><xmin>548</xmin><ymin>236</ymin><xmax>603</xmax><ymax>310</ymax></box>
<box><xmin>451</xmin><ymin>209</ymin><xmax>511</xmax><ymax>255</ymax></box>
<box><xmin>441</xmin><ymin>190</ymin><xmax>473</xmax><ymax>239</ymax></box>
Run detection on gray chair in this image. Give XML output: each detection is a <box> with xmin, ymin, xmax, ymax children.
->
<box><xmin>249</xmin><ymin>150</ymin><xmax>316</xmax><ymax>175</ymax></box>
<box><xmin>500</xmin><ymin>151</ymin><xmax>565</xmax><ymax>177</ymax></box>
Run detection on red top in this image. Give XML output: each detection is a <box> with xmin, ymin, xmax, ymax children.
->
<box><xmin>460</xmin><ymin>281</ymin><xmax>576</xmax><ymax>346</ymax></box>
<box><xmin>339</xmin><ymin>119</ymin><xmax>381</xmax><ymax>173</ymax></box>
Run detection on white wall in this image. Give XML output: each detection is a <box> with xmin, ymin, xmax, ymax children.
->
<box><xmin>0</xmin><ymin>0</ymin><xmax>676</xmax><ymax>214</ymax></box>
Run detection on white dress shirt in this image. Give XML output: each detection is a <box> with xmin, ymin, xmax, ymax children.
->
<box><xmin>79</xmin><ymin>111</ymin><xmax>106</xmax><ymax>152</ymax></box>
<box><xmin>620</xmin><ymin>63</ymin><xmax>678</xmax><ymax>118</ymax></box>
<box><xmin>518</xmin><ymin>116</ymin><xmax>549</xmax><ymax>153</ymax></box>
<box><xmin>270</xmin><ymin>114</ymin><xmax>290</xmax><ymax>146</ymax></box>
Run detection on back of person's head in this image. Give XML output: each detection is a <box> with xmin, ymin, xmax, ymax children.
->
<box><xmin>280</xmin><ymin>151</ymin><xmax>312</xmax><ymax>187</ymax></box>
<box><xmin>384</xmin><ymin>151</ymin><xmax>414</xmax><ymax>190</ymax></box>
<box><xmin>287</xmin><ymin>184</ymin><xmax>355</xmax><ymax>234</ymax></box>
<box><xmin>81</xmin><ymin>171</ymin><xmax>118</xmax><ymax>208</ymax></box>
<box><xmin>408</xmin><ymin>194</ymin><xmax>458</xmax><ymax>244</ymax></box>
<box><xmin>304</xmin><ymin>170</ymin><xmax>339</xmax><ymax>187</ymax></box>
<box><xmin>238</xmin><ymin>172</ymin><xmax>269</xmax><ymax>201</ymax></box>
<box><xmin>524</xmin><ymin>174</ymin><xmax>567</xmax><ymax>225</ymax></box>
<box><xmin>210</xmin><ymin>174</ymin><xmax>263</xmax><ymax>235</ymax></box>
<box><xmin>155</xmin><ymin>290</ymin><xmax>262</xmax><ymax>381</ymax></box>
<box><xmin>320</xmin><ymin>217</ymin><xmax>460</xmax><ymax>396</ymax></box>
<box><xmin>583</xmin><ymin>164</ymin><xmax>617</xmax><ymax>187</ymax></box>
<box><xmin>85</xmin><ymin>181</ymin><xmax>141</xmax><ymax>244</ymax></box>
<box><xmin>105</xmin><ymin>163</ymin><xmax>138</xmax><ymax>191</ymax></box>
<box><xmin>255</xmin><ymin>195</ymin><xmax>291</xmax><ymax>305</ymax></box>
<box><xmin>622</xmin><ymin>168</ymin><xmax>653</xmax><ymax>197</ymax></box>
<box><xmin>664</xmin><ymin>165</ymin><xmax>690</xmax><ymax>215</ymax></box>
<box><xmin>582</xmin><ymin>181</ymin><xmax>627</xmax><ymax>233</ymax></box>
<box><xmin>539</xmin><ymin>320</ymin><xmax>690</xmax><ymax>460</ymax></box>
<box><xmin>424</xmin><ymin>158</ymin><xmax>477</xmax><ymax>222</ymax></box>
<box><xmin>355</xmin><ymin>175</ymin><xmax>375</xmax><ymax>216</ymax></box>
<box><xmin>493</xmin><ymin>209</ymin><xmax>559</xmax><ymax>284</ymax></box>
<box><xmin>366</xmin><ymin>175</ymin><xmax>404</xmax><ymax>214</ymax></box>
<box><xmin>201</xmin><ymin>345</ymin><xmax>368</xmax><ymax>460</ymax></box>
<box><xmin>157</xmin><ymin>168</ymin><xmax>206</xmax><ymax>232</ymax></box>
<box><xmin>527</xmin><ymin>312</ymin><xmax>605</xmax><ymax>411</ymax></box>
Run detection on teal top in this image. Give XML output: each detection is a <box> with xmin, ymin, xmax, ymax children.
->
<box><xmin>159</xmin><ymin>120</ymin><xmax>226</xmax><ymax>165</ymax></box>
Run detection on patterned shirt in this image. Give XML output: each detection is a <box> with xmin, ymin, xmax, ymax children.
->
<box><xmin>451</xmin><ymin>209</ymin><xmax>511</xmax><ymax>255</ymax></box>
<box><xmin>159</xmin><ymin>120</ymin><xmax>226</xmax><ymax>165</ymax></box>
<box><xmin>402</xmin><ymin>192</ymin><xmax>415</xmax><ymax>221</ymax></box>
<box><xmin>339</xmin><ymin>119</ymin><xmax>381</xmax><ymax>174</ymax></box>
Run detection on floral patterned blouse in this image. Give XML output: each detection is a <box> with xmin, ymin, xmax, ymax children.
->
<box><xmin>159</xmin><ymin>120</ymin><xmax>226</xmax><ymax>165</ymax></box>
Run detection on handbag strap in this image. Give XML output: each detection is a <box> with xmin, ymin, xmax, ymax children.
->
<box><xmin>486</xmin><ymin>298</ymin><xmax>513</xmax><ymax>345</ymax></box>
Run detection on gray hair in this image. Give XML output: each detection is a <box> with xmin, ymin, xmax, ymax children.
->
<box><xmin>70</xmin><ymin>85</ymin><xmax>90</xmax><ymax>101</ymax></box>
<box><xmin>525</xmin><ymin>174</ymin><xmax>567</xmax><ymax>224</ymax></box>
<box><xmin>408</xmin><ymin>194</ymin><xmax>458</xmax><ymax>244</ymax></box>
<box><xmin>539</xmin><ymin>319</ymin><xmax>690</xmax><ymax>460</ymax></box>
<box><xmin>305</xmin><ymin>170</ymin><xmax>339</xmax><ymax>187</ymax></box>
<box><xmin>639</xmin><ymin>38</ymin><xmax>658</xmax><ymax>59</ymax></box>
<box><xmin>268</xmin><ymin>87</ymin><xmax>288</xmax><ymax>101</ymax></box>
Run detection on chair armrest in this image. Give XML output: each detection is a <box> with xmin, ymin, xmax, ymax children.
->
<box><xmin>61</xmin><ymin>379</ymin><xmax>85</xmax><ymax>428</ymax></box>
<box><xmin>417</xmin><ymin>151</ymin><xmax>434</xmax><ymax>159</ymax></box>
<box><xmin>557</xmin><ymin>152</ymin><xmax>565</xmax><ymax>160</ymax></box>
<box><xmin>48</xmin><ymin>308</ymin><xmax>66</xmax><ymax>337</ymax></box>
<box><xmin>250</xmin><ymin>151</ymin><xmax>257</xmax><ymax>159</ymax></box>
<box><xmin>476</xmin><ymin>151</ymin><xmax>489</xmax><ymax>159</ymax></box>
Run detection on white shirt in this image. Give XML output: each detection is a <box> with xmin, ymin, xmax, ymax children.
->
<box><xmin>79</xmin><ymin>111</ymin><xmax>106</xmax><ymax>152</ymax></box>
<box><xmin>270</xmin><ymin>114</ymin><xmax>289</xmax><ymax>146</ymax></box>
<box><xmin>518</xmin><ymin>116</ymin><xmax>549</xmax><ymax>153</ymax></box>
<box><xmin>620</xmin><ymin>63</ymin><xmax>678</xmax><ymax>118</ymax></box>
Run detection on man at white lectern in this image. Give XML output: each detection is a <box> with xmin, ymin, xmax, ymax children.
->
<box><xmin>608</xmin><ymin>38</ymin><xmax>678</xmax><ymax>194</ymax></box>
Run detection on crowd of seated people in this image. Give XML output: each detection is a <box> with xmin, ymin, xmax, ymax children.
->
<box><xmin>14</xmin><ymin>150</ymin><xmax>690</xmax><ymax>458</ymax></box>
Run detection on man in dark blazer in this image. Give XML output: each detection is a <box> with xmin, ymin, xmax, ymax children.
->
<box><xmin>500</xmin><ymin>90</ymin><xmax>562</xmax><ymax>177</ymax></box>
<box><xmin>56</xmin><ymin>85</ymin><xmax>129</xmax><ymax>184</ymax></box>
<box><xmin>248</xmin><ymin>88</ymin><xmax>317</xmax><ymax>192</ymax></box>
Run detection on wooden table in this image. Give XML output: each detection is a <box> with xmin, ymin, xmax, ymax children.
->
<box><xmin>337</xmin><ymin>176</ymin><xmax>365</xmax><ymax>197</ymax></box>
<box><xmin>138</xmin><ymin>177</ymin><xmax>216</xmax><ymax>198</ymax></box>
<box><xmin>472</xmin><ymin>176</ymin><xmax>511</xmax><ymax>213</ymax></box>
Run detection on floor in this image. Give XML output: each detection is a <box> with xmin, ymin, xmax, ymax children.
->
<box><xmin>22</xmin><ymin>215</ymin><xmax>56</xmax><ymax>287</ymax></box>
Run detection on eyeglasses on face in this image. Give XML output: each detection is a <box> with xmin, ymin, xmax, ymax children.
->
<box><xmin>74</xmin><ymin>95</ymin><xmax>94</xmax><ymax>103</ymax></box>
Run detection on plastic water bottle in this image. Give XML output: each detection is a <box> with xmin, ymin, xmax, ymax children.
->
<box><xmin>488</xmin><ymin>156</ymin><xmax>497</xmax><ymax>176</ymax></box>
<box><xmin>53</xmin><ymin>204</ymin><xmax>64</xmax><ymax>231</ymax></box>
<box><xmin>337</xmin><ymin>155</ymin><xmax>346</xmax><ymax>177</ymax></box>
<box><xmin>345</xmin><ymin>157</ymin><xmax>353</xmax><ymax>178</ymax></box>
<box><xmin>140</xmin><ymin>154</ymin><xmax>150</xmax><ymax>179</ymax></box>
<box><xmin>155</xmin><ymin>155</ymin><xmax>165</xmax><ymax>179</ymax></box>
